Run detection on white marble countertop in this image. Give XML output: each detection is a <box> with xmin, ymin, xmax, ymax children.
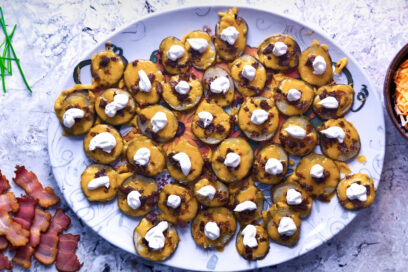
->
<box><xmin>1</xmin><ymin>0</ymin><xmax>407</xmax><ymax>271</ymax></box>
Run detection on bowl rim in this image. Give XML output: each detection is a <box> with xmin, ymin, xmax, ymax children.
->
<box><xmin>384</xmin><ymin>42</ymin><xmax>408</xmax><ymax>139</ymax></box>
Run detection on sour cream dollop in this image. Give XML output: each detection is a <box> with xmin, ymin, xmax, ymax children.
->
<box><xmin>320</xmin><ymin>126</ymin><xmax>345</xmax><ymax>143</ymax></box>
<box><xmin>242</xmin><ymin>65</ymin><xmax>256</xmax><ymax>81</ymax></box>
<box><xmin>272</xmin><ymin>41</ymin><xmax>288</xmax><ymax>57</ymax></box>
<box><xmin>172</xmin><ymin>152</ymin><xmax>191</xmax><ymax>176</ymax></box>
<box><xmin>167</xmin><ymin>45</ymin><xmax>185</xmax><ymax>61</ymax></box>
<box><xmin>89</xmin><ymin>132</ymin><xmax>116</xmax><ymax>153</ymax></box>
<box><xmin>312</xmin><ymin>55</ymin><xmax>327</xmax><ymax>75</ymax></box>
<box><xmin>63</xmin><ymin>108</ymin><xmax>84</xmax><ymax>128</ymax></box>
<box><xmin>284</xmin><ymin>125</ymin><xmax>306</xmax><ymax>140</ymax></box>
<box><xmin>250</xmin><ymin>109</ymin><xmax>269</xmax><ymax>125</ymax></box>
<box><xmin>286</xmin><ymin>189</ymin><xmax>302</xmax><ymax>205</ymax></box>
<box><xmin>310</xmin><ymin>164</ymin><xmax>325</xmax><ymax>179</ymax></box>
<box><xmin>105</xmin><ymin>93</ymin><xmax>129</xmax><ymax>118</ymax></box>
<box><xmin>138</xmin><ymin>70</ymin><xmax>152</xmax><ymax>92</ymax></box>
<box><xmin>220</xmin><ymin>26</ymin><xmax>239</xmax><ymax>45</ymax></box>
<box><xmin>277</xmin><ymin>216</ymin><xmax>297</xmax><ymax>236</ymax></box>
<box><xmin>127</xmin><ymin>190</ymin><xmax>142</xmax><ymax>210</ymax></box>
<box><xmin>234</xmin><ymin>200</ymin><xmax>257</xmax><ymax>212</ymax></box>
<box><xmin>346</xmin><ymin>183</ymin><xmax>367</xmax><ymax>202</ymax></box>
<box><xmin>150</xmin><ymin>112</ymin><xmax>168</xmax><ymax>133</ymax></box>
<box><xmin>197</xmin><ymin>185</ymin><xmax>217</xmax><ymax>200</ymax></box>
<box><xmin>204</xmin><ymin>221</ymin><xmax>220</xmax><ymax>240</ymax></box>
<box><xmin>144</xmin><ymin>221</ymin><xmax>169</xmax><ymax>250</ymax></box>
<box><xmin>224</xmin><ymin>152</ymin><xmax>241</xmax><ymax>168</ymax></box>
<box><xmin>265</xmin><ymin>158</ymin><xmax>283</xmax><ymax>175</ymax></box>
<box><xmin>167</xmin><ymin>194</ymin><xmax>181</xmax><ymax>209</ymax></box>
<box><xmin>318</xmin><ymin>96</ymin><xmax>339</xmax><ymax>109</ymax></box>
<box><xmin>198</xmin><ymin>111</ymin><xmax>213</xmax><ymax>128</ymax></box>
<box><xmin>133</xmin><ymin>147</ymin><xmax>150</xmax><ymax>166</ymax></box>
<box><xmin>187</xmin><ymin>38</ymin><xmax>209</xmax><ymax>53</ymax></box>
<box><xmin>210</xmin><ymin>76</ymin><xmax>230</xmax><ymax>94</ymax></box>
<box><xmin>175</xmin><ymin>80</ymin><xmax>190</xmax><ymax>95</ymax></box>
<box><xmin>241</xmin><ymin>224</ymin><xmax>258</xmax><ymax>248</ymax></box>
<box><xmin>287</xmin><ymin>88</ymin><xmax>302</xmax><ymax>102</ymax></box>
<box><xmin>88</xmin><ymin>176</ymin><xmax>110</xmax><ymax>190</ymax></box>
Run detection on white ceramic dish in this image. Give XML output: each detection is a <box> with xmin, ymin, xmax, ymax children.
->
<box><xmin>48</xmin><ymin>5</ymin><xmax>385</xmax><ymax>271</ymax></box>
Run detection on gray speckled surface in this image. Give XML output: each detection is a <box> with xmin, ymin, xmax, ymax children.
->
<box><xmin>1</xmin><ymin>0</ymin><xmax>407</xmax><ymax>271</ymax></box>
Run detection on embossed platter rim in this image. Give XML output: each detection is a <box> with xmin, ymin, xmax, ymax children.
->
<box><xmin>48</xmin><ymin>4</ymin><xmax>385</xmax><ymax>271</ymax></box>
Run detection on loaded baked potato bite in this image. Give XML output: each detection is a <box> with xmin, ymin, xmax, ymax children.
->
<box><xmin>54</xmin><ymin>88</ymin><xmax>96</xmax><ymax>136</ymax></box>
<box><xmin>298</xmin><ymin>40</ymin><xmax>333</xmax><ymax>87</ymax></box>
<box><xmin>279</xmin><ymin>116</ymin><xmax>318</xmax><ymax>156</ymax></box>
<box><xmin>124</xmin><ymin>60</ymin><xmax>164</xmax><ymax>106</ymax></box>
<box><xmin>83</xmin><ymin>124</ymin><xmax>123</xmax><ymax>164</ymax></box>
<box><xmin>271</xmin><ymin>180</ymin><xmax>313</xmax><ymax>218</ymax></box>
<box><xmin>211</xmin><ymin>138</ymin><xmax>254</xmax><ymax>183</ymax></box>
<box><xmin>318</xmin><ymin>118</ymin><xmax>361</xmax><ymax>161</ymax></box>
<box><xmin>294</xmin><ymin>153</ymin><xmax>340</xmax><ymax>202</ymax></box>
<box><xmin>117</xmin><ymin>175</ymin><xmax>158</xmax><ymax>217</ymax></box>
<box><xmin>253</xmin><ymin>144</ymin><xmax>288</xmax><ymax>185</ymax></box>
<box><xmin>95</xmin><ymin>88</ymin><xmax>136</xmax><ymax>125</ymax></box>
<box><xmin>91</xmin><ymin>47</ymin><xmax>125</xmax><ymax>87</ymax></box>
<box><xmin>230</xmin><ymin>55</ymin><xmax>267</xmax><ymax>97</ymax></box>
<box><xmin>191</xmin><ymin>207</ymin><xmax>236</xmax><ymax>249</ymax></box>
<box><xmin>191</xmin><ymin>100</ymin><xmax>231</xmax><ymax>144</ymax></box>
<box><xmin>159</xmin><ymin>36</ymin><xmax>190</xmax><ymax>75</ymax></box>
<box><xmin>238</xmin><ymin>96</ymin><xmax>279</xmax><ymax>141</ymax></box>
<box><xmin>313</xmin><ymin>84</ymin><xmax>355</xmax><ymax>120</ymax></box>
<box><xmin>134</xmin><ymin>214</ymin><xmax>179</xmax><ymax>261</ymax></box>
<box><xmin>194</xmin><ymin>178</ymin><xmax>229</xmax><ymax>207</ymax></box>
<box><xmin>162</xmin><ymin>73</ymin><xmax>203</xmax><ymax>111</ymax></box>
<box><xmin>166</xmin><ymin>140</ymin><xmax>204</xmax><ymax>183</ymax></box>
<box><xmin>230</xmin><ymin>183</ymin><xmax>264</xmax><ymax>225</ymax></box>
<box><xmin>236</xmin><ymin>224</ymin><xmax>269</xmax><ymax>261</ymax></box>
<box><xmin>263</xmin><ymin>202</ymin><xmax>301</xmax><ymax>246</ymax></box>
<box><xmin>214</xmin><ymin>7</ymin><xmax>248</xmax><ymax>61</ymax></box>
<box><xmin>126</xmin><ymin>134</ymin><xmax>166</xmax><ymax>177</ymax></box>
<box><xmin>137</xmin><ymin>105</ymin><xmax>178</xmax><ymax>142</ymax></box>
<box><xmin>337</xmin><ymin>173</ymin><xmax>376</xmax><ymax>210</ymax></box>
<box><xmin>182</xmin><ymin>30</ymin><xmax>216</xmax><ymax>70</ymax></box>
<box><xmin>81</xmin><ymin>164</ymin><xmax>118</xmax><ymax>202</ymax></box>
<box><xmin>274</xmin><ymin>78</ymin><xmax>315</xmax><ymax>116</ymax></box>
<box><xmin>158</xmin><ymin>184</ymin><xmax>198</xmax><ymax>226</ymax></box>
<box><xmin>258</xmin><ymin>34</ymin><xmax>301</xmax><ymax>71</ymax></box>
<box><xmin>202</xmin><ymin>66</ymin><xmax>235</xmax><ymax>107</ymax></box>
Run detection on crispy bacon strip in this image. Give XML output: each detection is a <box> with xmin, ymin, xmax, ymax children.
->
<box><xmin>13</xmin><ymin>209</ymin><xmax>51</xmax><ymax>269</ymax></box>
<box><xmin>0</xmin><ymin>251</ymin><xmax>12</xmax><ymax>270</ymax></box>
<box><xmin>0</xmin><ymin>211</ymin><xmax>29</xmax><ymax>246</ymax></box>
<box><xmin>12</xmin><ymin>246</ymin><xmax>34</xmax><ymax>269</ymax></box>
<box><xmin>0</xmin><ymin>171</ymin><xmax>10</xmax><ymax>194</ymax></box>
<box><xmin>34</xmin><ymin>209</ymin><xmax>70</xmax><ymax>265</ymax></box>
<box><xmin>14</xmin><ymin>196</ymin><xmax>36</xmax><ymax>230</ymax></box>
<box><xmin>56</xmin><ymin>234</ymin><xmax>81</xmax><ymax>272</ymax></box>
<box><xmin>13</xmin><ymin>166</ymin><xmax>60</xmax><ymax>208</ymax></box>
<box><xmin>0</xmin><ymin>237</ymin><xmax>7</xmax><ymax>250</ymax></box>
<box><xmin>0</xmin><ymin>192</ymin><xmax>19</xmax><ymax>213</ymax></box>
<box><xmin>30</xmin><ymin>208</ymin><xmax>52</xmax><ymax>248</ymax></box>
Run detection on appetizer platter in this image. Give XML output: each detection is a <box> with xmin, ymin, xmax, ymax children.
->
<box><xmin>48</xmin><ymin>5</ymin><xmax>385</xmax><ymax>271</ymax></box>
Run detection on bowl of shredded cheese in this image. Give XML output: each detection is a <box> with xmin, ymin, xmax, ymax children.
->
<box><xmin>384</xmin><ymin>43</ymin><xmax>408</xmax><ymax>139</ymax></box>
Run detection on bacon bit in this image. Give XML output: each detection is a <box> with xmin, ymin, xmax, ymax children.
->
<box><xmin>30</xmin><ymin>208</ymin><xmax>52</xmax><ymax>248</ymax></box>
<box><xmin>12</xmin><ymin>209</ymin><xmax>51</xmax><ymax>269</ymax></box>
<box><xmin>0</xmin><ymin>171</ymin><xmax>10</xmax><ymax>194</ymax></box>
<box><xmin>0</xmin><ymin>237</ymin><xmax>7</xmax><ymax>250</ymax></box>
<box><xmin>56</xmin><ymin>234</ymin><xmax>81</xmax><ymax>272</ymax></box>
<box><xmin>13</xmin><ymin>166</ymin><xmax>60</xmax><ymax>209</ymax></box>
<box><xmin>0</xmin><ymin>211</ymin><xmax>29</xmax><ymax>246</ymax></box>
<box><xmin>14</xmin><ymin>196</ymin><xmax>37</xmax><ymax>230</ymax></box>
<box><xmin>0</xmin><ymin>252</ymin><xmax>12</xmax><ymax>270</ymax></box>
<box><xmin>0</xmin><ymin>192</ymin><xmax>19</xmax><ymax>213</ymax></box>
<box><xmin>34</xmin><ymin>209</ymin><xmax>71</xmax><ymax>265</ymax></box>
<box><xmin>12</xmin><ymin>246</ymin><xmax>34</xmax><ymax>269</ymax></box>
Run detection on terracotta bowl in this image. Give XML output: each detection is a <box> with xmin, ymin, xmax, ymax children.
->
<box><xmin>384</xmin><ymin>43</ymin><xmax>408</xmax><ymax>139</ymax></box>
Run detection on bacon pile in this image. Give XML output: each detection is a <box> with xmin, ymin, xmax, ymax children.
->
<box><xmin>0</xmin><ymin>166</ymin><xmax>81</xmax><ymax>271</ymax></box>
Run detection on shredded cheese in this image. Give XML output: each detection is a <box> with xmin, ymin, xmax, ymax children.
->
<box><xmin>393</xmin><ymin>59</ymin><xmax>408</xmax><ymax>127</ymax></box>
